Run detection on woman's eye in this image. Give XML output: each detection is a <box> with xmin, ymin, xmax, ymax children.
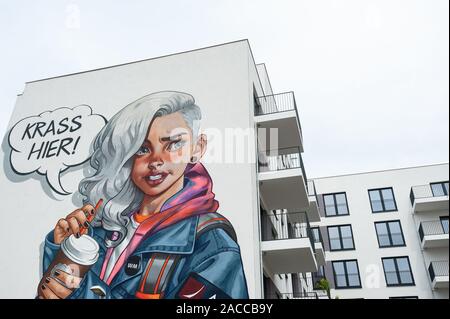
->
<box><xmin>136</xmin><ymin>146</ymin><xmax>150</xmax><ymax>156</ymax></box>
<box><xmin>168</xmin><ymin>140</ymin><xmax>185</xmax><ymax>151</ymax></box>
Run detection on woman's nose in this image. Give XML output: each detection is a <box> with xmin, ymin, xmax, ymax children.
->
<box><xmin>147</xmin><ymin>155</ymin><xmax>163</xmax><ymax>169</ymax></box>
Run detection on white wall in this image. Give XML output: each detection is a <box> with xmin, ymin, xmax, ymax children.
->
<box><xmin>256</xmin><ymin>64</ymin><xmax>274</xmax><ymax>97</ymax></box>
<box><xmin>0</xmin><ymin>40</ymin><xmax>264</xmax><ymax>298</ymax></box>
<box><xmin>314</xmin><ymin>163</ymin><xmax>449</xmax><ymax>299</ymax></box>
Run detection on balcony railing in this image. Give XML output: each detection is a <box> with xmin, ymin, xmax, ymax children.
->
<box><xmin>255</xmin><ymin>91</ymin><xmax>303</xmax><ymax>137</ymax></box>
<box><xmin>312</xmin><ymin>228</ymin><xmax>324</xmax><ymax>246</ymax></box>
<box><xmin>307</xmin><ymin>179</ymin><xmax>319</xmax><ymax>203</ymax></box>
<box><xmin>265</xmin><ymin>292</ymin><xmax>322</xmax><ymax>299</ymax></box>
<box><xmin>255</xmin><ymin>91</ymin><xmax>296</xmax><ymax>115</ymax></box>
<box><xmin>410</xmin><ymin>184</ymin><xmax>449</xmax><ymax>206</ymax></box>
<box><xmin>258</xmin><ymin>146</ymin><xmax>307</xmax><ymax>177</ymax></box>
<box><xmin>261</xmin><ymin>211</ymin><xmax>315</xmax><ymax>249</ymax></box>
<box><xmin>428</xmin><ymin>261</ymin><xmax>449</xmax><ymax>282</ymax></box>
<box><xmin>418</xmin><ymin>220</ymin><xmax>449</xmax><ymax>241</ymax></box>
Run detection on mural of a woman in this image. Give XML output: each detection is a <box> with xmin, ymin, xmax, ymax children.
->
<box><xmin>37</xmin><ymin>91</ymin><xmax>249</xmax><ymax>299</ymax></box>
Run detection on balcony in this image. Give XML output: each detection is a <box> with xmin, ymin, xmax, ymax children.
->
<box><xmin>261</xmin><ymin>212</ymin><xmax>317</xmax><ymax>274</ymax></box>
<box><xmin>410</xmin><ymin>184</ymin><xmax>449</xmax><ymax>213</ymax></box>
<box><xmin>255</xmin><ymin>92</ymin><xmax>303</xmax><ymax>153</ymax></box>
<box><xmin>306</xmin><ymin>180</ymin><xmax>321</xmax><ymax>222</ymax></box>
<box><xmin>258</xmin><ymin>147</ymin><xmax>309</xmax><ymax>212</ymax></box>
<box><xmin>265</xmin><ymin>292</ymin><xmax>329</xmax><ymax>299</ymax></box>
<box><xmin>418</xmin><ymin>220</ymin><xmax>449</xmax><ymax>249</ymax></box>
<box><xmin>428</xmin><ymin>261</ymin><xmax>449</xmax><ymax>289</ymax></box>
<box><xmin>311</xmin><ymin>228</ymin><xmax>326</xmax><ymax>266</ymax></box>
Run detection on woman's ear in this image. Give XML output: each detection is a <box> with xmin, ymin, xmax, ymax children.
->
<box><xmin>191</xmin><ymin>134</ymin><xmax>207</xmax><ymax>163</ymax></box>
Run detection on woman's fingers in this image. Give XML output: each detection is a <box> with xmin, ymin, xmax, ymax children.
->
<box><xmin>44</xmin><ymin>277</ymin><xmax>73</xmax><ymax>299</ymax></box>
<box><xmin>53</xmin><ymin>201</ymin><xmax>102</xmax><ymax>245</ymax></box>
<box><xmin>54</xmin><ymin>219</ymin><xmax>70</xmax><ymax>244</ymax></box>
<box><xmin>81</xmin><ymin>204</ymin><xmax>95</xmax><ymax>219</ymax></box>
<box><xmin>67</xmin><ymin>216</ymin><xmax>80</xmax><ymax>238</ymax></box>
<box><xmin>53</xmin><ymin>269</ymin><xmax>82</xmax><ymax>289</ymax></box>
<box><xmin>69</xmin><ymin>209</ymin><xmax>88</xmax><ymax>228</ymax></box>
<box><xmin>79</xmin><ymin>204</ymin><xmax>96</xmax><ymax>235</ymax></box>
<box><xmin>39</xmin><ymin>283</ymin><xmax>60</xmax><ymax>299</ymax></box>
<box><xmin>56</xmin><ymin>218</ymin><xmax>70</xmax><ymax>233</ymax></box>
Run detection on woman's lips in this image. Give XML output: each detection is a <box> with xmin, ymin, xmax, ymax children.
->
<box><xmin>144</xmin><ymin>172</ymin><xmax>168</xmax><ymax>186</ymax></box>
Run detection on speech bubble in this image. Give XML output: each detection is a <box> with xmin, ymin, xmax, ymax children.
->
<box><xmin>8</xmin><ymin>105</ymin><xmax>106</xmax><ymax>195</ymax></box>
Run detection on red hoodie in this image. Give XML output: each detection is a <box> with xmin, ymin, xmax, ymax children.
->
<box><xmin>100</xmin><ymin>163</ymin><xmax>219</xmax><ymax>285</ymax></box>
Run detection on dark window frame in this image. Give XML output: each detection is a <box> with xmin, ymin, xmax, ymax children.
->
<box><xmin>440</xmin><ymin>216</ymin><xmax>449</xmax><ymax>234</ymax></box>
<box><xmin>332</xmin><ymin>259</ymin><xmax>362</xmax><ymax>289</ymax></box>
<box><xmin>430</xmin><ymin>181</ymin><xmax>449</xmax><ymax>197</ymax></box>
<box><xmin>382</xmin><ymin>256</ymin><xmax>415</xmax><ymax>287</ymax></box>
<box><xmin>368</xmin><ymin>187</ymin><xmax>398</xmax><ymax>213</ymax></box>
<box><xmin>327</xmin><ymin>224</ymin><xmax>356</xmax><ymax>251</ymax></box>
<box><xmin>374</xmin><ymin>220</ymin><xmax>406</xmax><ymax>248</ymax></box>
<box><xmin>323</xmin><ymin>192</ymin><xmax>350</xmax><ymax>217</ymax></box>
<box><xmin>389</xmin><ymin>296</ymin><xmax>419</xmax><ymax>299</ymax></box>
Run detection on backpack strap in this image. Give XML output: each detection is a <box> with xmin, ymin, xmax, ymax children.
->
<box><xmin>196</xmin><ymin>212</ymin><xmax>237</xmax><ymax>243</ymax></box>
<box><xmin>135</xmin><ymin>253</ymin><xmax>179</xmax><ymax>299</ymax></box>
<box><xmin>134</xmin><ymin>213</ymin><xmax>237</xmax><ymax>299</ymax></box>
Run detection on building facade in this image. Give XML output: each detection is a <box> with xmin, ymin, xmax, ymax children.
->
<box><xmin>306</xmin><ymin>164</ymin><xmax>448</xmax><ymax>299</ymax></box>
<box><xmin>0</xmin><ymin>40</ymin><xmax>446</xmax><ymax>299</ymax></box>
<box><xmin>0</xmin><ymin>40</ymin><xmax>324</xmax><ymax>298</ymax></box>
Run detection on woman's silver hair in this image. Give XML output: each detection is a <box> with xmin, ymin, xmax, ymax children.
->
<box><xmin>79</xmin><ymin>91</ymin><xmax>202</xmax><ymax>248</ymax></box>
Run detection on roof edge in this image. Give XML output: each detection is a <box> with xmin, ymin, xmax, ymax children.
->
<box><xmin>312</xmin><ymin>162</ymin><xmax>450</xmax><ymax>180</ymax></box>
<box><xmin>26</xmin><ymin>39</ymin><xmax>250</xmax><ymax>84</ymax></box>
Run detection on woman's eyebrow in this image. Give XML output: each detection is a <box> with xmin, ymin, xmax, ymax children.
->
<box><xmin>160</xmin><ymin>133</ymin><xmax>187</xmax><ymax>142</ymax></box>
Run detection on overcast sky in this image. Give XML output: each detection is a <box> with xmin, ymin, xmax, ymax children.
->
<box><xmin>0</xmin><ymin>0</ymin><xmax>448</xmax><ymax>178</ymax></box>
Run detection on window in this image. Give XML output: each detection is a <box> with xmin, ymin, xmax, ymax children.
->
<box><xmin>430</xmin><ymin>181</ymin><xmax>449</xmax><ymax>197</ymax></box>
<box><xmin>440</xmin><ymin>216</ymin><xmax>449</xmax><ymax>234</ymax></box>
<box><xmin>382</xmin><ymin>257</ymin><xmax>415</xmax><ymax>286</ymax></box>
<box><xmin>327</xmin><ymin>225</ymin><xmax>355</xmax><ymax>251</ymax></box>
<box><xmin>368</xmin><ymin>188</ymin><xmax>397</xmax><ymax>213</ymax></box>
<box><xmin>324</xmin><ymin>193</ymin><xmax>349</xmax><ymax>216</ymax></box>
<box><xmin>375</xmin><ymin>221</ymin><xmax>406</xmax><ymax>248</ymax></box>
<box><xmin>332</xmin><ymin>260</ymin><xmax>361</xmax><ymax>289</ymax></box>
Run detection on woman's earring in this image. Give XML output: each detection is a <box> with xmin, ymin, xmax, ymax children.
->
<box><xmin>190</xmin><ymin>156</ymin><xmax>197</xmax><ymax>163</ymax></box>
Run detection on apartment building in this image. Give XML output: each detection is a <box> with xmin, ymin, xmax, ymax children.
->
<box><xmin>1</xmin><ymin>39</ymin><xmax>445</xmax><ymax>299</ymax></box>
<box><xmin>305</xmin><ymin>164</ymin><xmax>448</xmax><ymax>299</ymax></box>
<box><xmin>256</xmin><ymin>70</ymin><xmax>326</xmax><ymax>300</ymax></box>
<box><xmin>0</xmin><ymin>40</ymin><xmax>323</xmax><ymax>298</ymax></box>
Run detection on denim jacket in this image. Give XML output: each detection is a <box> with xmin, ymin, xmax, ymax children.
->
<box><xmin>42</xmin><ymin>214</ymin><xmax>249</xmax><ymax>299</ymax></box>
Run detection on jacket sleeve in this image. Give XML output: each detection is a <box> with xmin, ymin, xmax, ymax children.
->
<box><xmin>43</xmin><ymin>230</ymin><xmax>111</xmax><ymax>299</ymax></box>
<box><xmin>173</xmin><ymin>228</ymin><xmax>249</xmax><ymax>299</ymax></box>
<box><xmin>43</xmin><ymin>231</ymin><xmax>61</xmax><ymax>273</ymax></box>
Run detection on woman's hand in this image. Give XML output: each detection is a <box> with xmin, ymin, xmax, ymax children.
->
<box><xmin>53</xmin><ymin>204</ymin><xmax>96</xmax><ymax>245</ymax></box>
<box><xmin>38</xmin><ymin>269</ymin><xmax>82</xmax><ymax>299</ymax></box>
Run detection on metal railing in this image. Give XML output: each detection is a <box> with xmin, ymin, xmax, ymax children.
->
<box><xmin>310</xmin><ymin>227</ymin><xmax>324</xmax><ymax>248</ymax></box>
<box><xmin>410</xmin><ymin>184</ymin><xmax>449</xmax><ymax>205</ymax></box>
<box><xmin>255</xmin><ymin>91</ymin><xmax>296</xmax><ymax>115</ymax></box>
<box><xmin>307</xmin><ymin>179</ymin><xmax>319</xmax><ymax>204</ymax></box>
<box><xmin>428</xmin><ymin>261</ymin><xmax>449</xmax><ymax>282</ymax></box>
<box><xmin>265</xmin><ymin>292</ymin><xmax>321</xmax><ymax>299</ymax></box>
<box><xmin>261</xmin><ymin>211</ymin><xmax>315</xmax><ymax>249</ymax></box>
<box><xmin>255</xmin><ymin>91</ymin><xmax>303</xmax><ymax>138</ymax></box>
<box><xmin>258</xmin><ymin>146</ymin><xmax>304</xmax><ymax>173</ymax></box>
<box><xmin>418</xmin><ymin>220</ymin><xmax>449</xmax><ymax>241</ymax></box>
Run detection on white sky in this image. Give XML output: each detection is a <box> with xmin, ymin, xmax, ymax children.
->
<box><xmin>0</xmin><ymin>0</ymin><xmax>448</xmax><ymax>177</ymax></box>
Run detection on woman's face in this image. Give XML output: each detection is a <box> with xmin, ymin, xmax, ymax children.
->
<box><xmin>131</xmin><ymin>112</ymin><xmax>204</xmax><ymax>197</ymax></box>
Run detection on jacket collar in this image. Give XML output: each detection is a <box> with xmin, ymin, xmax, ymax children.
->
<box><xmin>133</xmin><ymin>215</ymin><xmax>198</xmax><ymax>255</ymax></box>
<box><xmin>92</xmin><ymin>215</ymin><xmax>199</xmax><ymax>256</ymax></box>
